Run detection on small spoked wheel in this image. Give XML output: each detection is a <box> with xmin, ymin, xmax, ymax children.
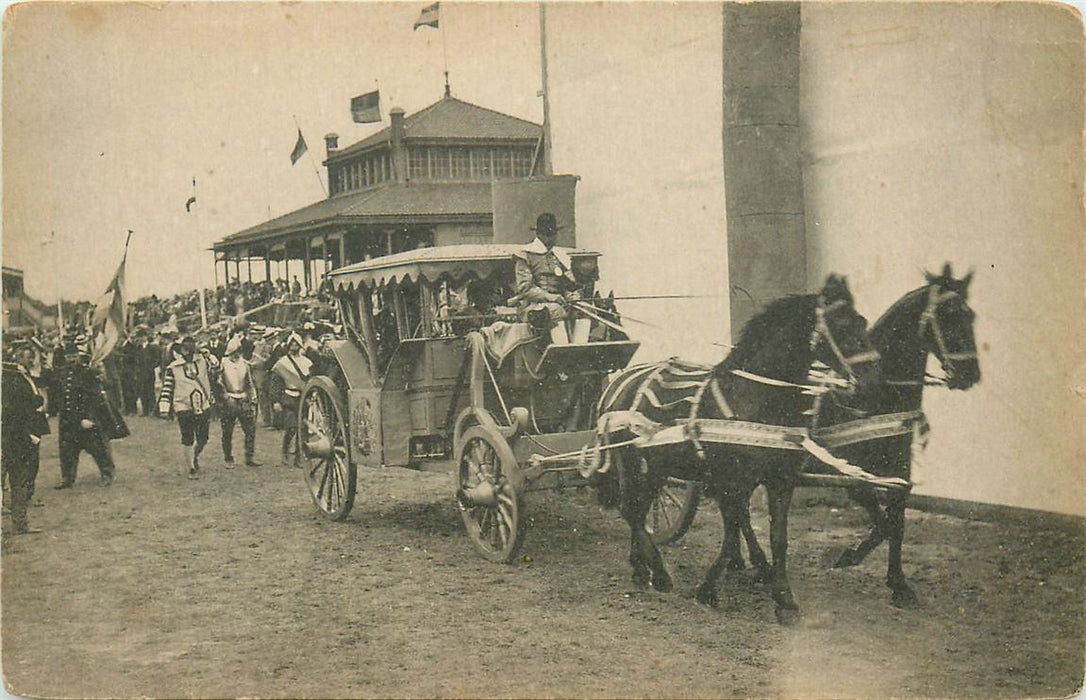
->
<box><xmin>299</xmin><ymin>377</ymin><xmax>356</xmax><ymax>521</ymax></box>
<box><xmin>456</xmin><ymin>426</ymin><xmax>526</xmax><ymax>563</ymax></box>
<box><xmin>646</xmin><ymin>478</ymin><xmax>701</xmax><ymax>545</ymax></box>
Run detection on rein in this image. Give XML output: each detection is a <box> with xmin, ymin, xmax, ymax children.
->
<box><xmin>918</xmin><ymin>285</ymin><xmax>977</xmax><ymax>373</ymax></box>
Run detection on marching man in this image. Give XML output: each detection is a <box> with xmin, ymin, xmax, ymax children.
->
<box><xmin>159</xmin><ymin>337</ymin><xmax>215</xmax><ymax>480</ymax></box>
<box><xmin>268</xmin><ymin>332</ymin><xmax>312</xmax><ymax>467</ymax></box>
<box><xmin>218</xmin><ymin>334</ymin><xmax>261</xmax><ymax>468</ymax></box>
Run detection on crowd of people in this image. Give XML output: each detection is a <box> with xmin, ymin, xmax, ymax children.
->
<box><xmin>2</xmin><ymin>305</ymin><xmax>341</xmax><ymax>533</ymax></box>
<box><xmin>127</xmin><ymin>277</ymin><xmax>334</xmax><ymax>330</ymax></box>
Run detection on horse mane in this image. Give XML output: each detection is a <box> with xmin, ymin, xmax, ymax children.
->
<box><xmin>870</xmin><ymin>285</ymin><xmax>928</xmax><ymax>343</ymax></box>
<box><xmin>719</xmin><ymin>294</ymin><xmax>816</xmax><ymax>372</ymax></box>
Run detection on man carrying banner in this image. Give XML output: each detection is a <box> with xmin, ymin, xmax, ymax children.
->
<box><xmin>54</xmin><ymin>336</ymin><xmax>124</xmax><ymax>489</ymax></box>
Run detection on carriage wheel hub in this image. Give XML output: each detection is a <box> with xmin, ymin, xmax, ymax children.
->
<box><xmin>458</xmin><ymin>480</ymin><xmax>499</xmax><ymax>508</ymax></box>
<box><xmin>305</xmin><ymin>435</ymin><xmax>333</xmax><ymax>459</ymax></box>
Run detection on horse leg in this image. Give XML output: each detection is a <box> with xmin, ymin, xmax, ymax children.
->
<box><xmin>885</xmin><ymin>490</ymin><xmax>920</xmax><ymax>608</ymax></box>
<box><xmin>766</xmin><ymin>479</ymin><xmax>801</xmax><ymax>625</ymax></box>
<box><xmin>615</xmin><ymin>452</ymin><xmax>651</xmax><ymax>588</ymax></box>
<box><xmin>737</xmin><ymin>488</ymin><xmax>770</xmax><ymax>581</ymax></box>
<box><xmin>833</xmin><ymin>484</ymin><xmax>888</xmax><ymax>568</ymax></box>
<box><xmin>696</xmin><ymin>498</ymin><xmax>737</xmax><ymax>608</ymax></box>
<box><xmin>617</xmin><ymin>454</ymin><xmax>672</xmax><ymax>592</ymax></box>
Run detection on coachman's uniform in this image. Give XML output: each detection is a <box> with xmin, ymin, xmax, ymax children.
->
<box><xmin>2</xmin><ymin>359</ymin><xmax>50</xmax><ymax>531</ymax></box>
<box><xmin>513</xmin><ymin>237</ymin><xmax>578</xmax><ymax>323</ymax></box>
<box><xmin>55</xmin><ymin>359</ymin><xmax>126</xmax><ymax>487</ymax></box>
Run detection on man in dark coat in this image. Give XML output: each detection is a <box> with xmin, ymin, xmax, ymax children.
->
<box><xmin>53</xmin><ymin>338</ymin><xmax>126</xmax><ymax>488</ymax></box>
<box><xmin>2</xmin><ymin>343</ymin><xmax>51</xmax><ymax>533</ymax></box>
<box><xmin>119</xmin><ymin>333</ymin><xmax>141</xmax><ymax>415</ymax></box>
<box><xmin>137</xmin><ymin>332</ymin><xmax>160</xmax><ymax>416</ymax></box>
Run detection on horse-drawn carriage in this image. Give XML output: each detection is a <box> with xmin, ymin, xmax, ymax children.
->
<box><xmin>299</xmin><ymin>241</ymin><xmax>980</xmax><ymax>622</ymax></box>
<box><xmin>297</xmin><ymin>243</ymin><xmax>698</xmax><ymax>562</ymax></box>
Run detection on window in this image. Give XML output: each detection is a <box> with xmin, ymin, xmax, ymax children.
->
<box><xmin>429</xmin><ymin>148</ymin><xmax>449</xmax><ymax>180</ymax></box>
<box><xmin>470</xmin><ymin>149</ymin><xmax>492</xmax><ymax>180</ymax></box>
<box><xmin>450</xmin><ymin>148</ymin><xmax>469</xmax><ymax>179</ymax></box>
<box><xmin>349</xmin><ymin>162</ymin><xmax>359</xmax><ymax>190</ymax></box>
<box><xmin>408</xmin><ymin>148</ymin><xmax>427</xmax><ymax>180</ymax></box>
<box><xmin>380</xmin><ymin>154</ymin><xmax>389</xmax><ymax>182</ymax></box>
<box><xmin>513</xmin><ymin>148</ymin><xmax>534</xmax><ymax>177</ymax></box>
<box><xmin>492</xmin><ymin>148</ymin><xmax>511</xmax><ymax>179</ymax></box>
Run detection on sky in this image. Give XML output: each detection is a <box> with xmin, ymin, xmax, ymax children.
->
<box><xmin>2</xmin><ymin>2</ymin><xmax>549</xmax><ymax>303</ymax></box>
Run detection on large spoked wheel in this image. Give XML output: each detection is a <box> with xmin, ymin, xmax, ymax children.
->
<box><xmin>299</xmin><ymin>376</ymin><xmax>356</xmax><ymax>521</ymax></box>
<box><xmin>646</xmin><ymin>478</ymin><xmax>701</xmax><ymax>545</ymax></box>
<box><xmin>455</xmin><ymin>426</ymin><xmax>526</xmax><ymax>563</ymax></box>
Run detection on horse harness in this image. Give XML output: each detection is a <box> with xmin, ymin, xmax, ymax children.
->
<box><xmin>577</xmin><ymin>296</ymin><xmax>915</xmax><ymax>490</ymax></box>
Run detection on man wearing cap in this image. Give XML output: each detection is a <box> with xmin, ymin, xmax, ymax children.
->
<box><xmin>217</xmin><ymin>334</ymin><xmax>261</xmax><ymax>467</ymax></box>
<box><xmin>159</xmin><ymin>337</ymin><xmax>215</xmax><ymax>480</ymax></box>
<box><xmin>269</xmin><ymin>332</ymin><xmax>312</xmax><ymax>466</ymax></box>
<box><xmin>513</xmin><ymin>212</ymin><xmax>581</xmax><ymax>344</ymax></box>
<box><xmin>250</xmin><ymin>325</ymin><xmax>276</xmax><ymax>427</ymax></box>
<box><xmin>53</xmin><ymin>337</ymin><xmax>118</xmax><ymax>488</ymax></box>
<box><xmin>3</xmin><ymin>343</ymin><xmax>51</xmax><ymax>531</ymax></box>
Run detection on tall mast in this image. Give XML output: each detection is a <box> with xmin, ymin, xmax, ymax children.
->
<box><xmin>539</xmin><ymin>3</ymin><xmax>553</xmax><ymax>175</ymax></box>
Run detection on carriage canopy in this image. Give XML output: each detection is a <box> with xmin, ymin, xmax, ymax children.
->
<box><xmin>326</xmin><ymin>244</ymin><xmax>601</xmax><ymax>292</ymax></box>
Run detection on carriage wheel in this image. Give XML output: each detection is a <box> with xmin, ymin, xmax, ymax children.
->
<box><xmin>646</xmin><ymin>478</ymin><xmax>701</xmax><ymax>545</ymax></box>
<box><xmin>456</xmin><ymin>426</ymin><xmax>526</xmax><ymax>563</ymax></box>
<box><xmin>299</xmin><ymin>377</ymin><xmax>356</xmax><ymax>521</ymax></box>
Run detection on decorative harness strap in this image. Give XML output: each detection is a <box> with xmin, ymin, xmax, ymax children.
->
<box><xmin>918</xmin><ymin>285</ymin><xmax>978</xmax><ymax>366</ymax></box>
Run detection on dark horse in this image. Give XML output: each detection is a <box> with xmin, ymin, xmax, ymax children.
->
<box><xmin>596</xmin><ymin>275</ymin><xmax>881</xmax><ymax>624</ymax></box>
<box><xmin>722</xmin><ymin>264</ymin><xmax>981</xmax><ymax>608</ymax></box>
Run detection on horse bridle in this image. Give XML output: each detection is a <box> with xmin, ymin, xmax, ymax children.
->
<box><xmin>918</xmin><ymin>285</ymin><xmax>977</xmax><ymax>378</ymax></box>
<box><xmin>810</xmin><ymin>296</ymin><xmax>881</xmax><ymax>387</ymax></box>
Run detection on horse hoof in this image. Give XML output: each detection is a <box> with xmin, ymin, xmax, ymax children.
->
<box><xmin>725</xmin><ymin>557</ymin><xmax>746</xmax><ymax>572</ymax></box>
<box><xmin>651</xmin><ymin>572</ymin><xmax>673</xmax><ymax>593</ymax></box>
<box><xmin>775</xmin><ymin>605</ymin><xmax>802</xmax><ymax>626</ymax></box>
<box><xmin>891</xmin><ymin>587</ymin><xmax>921</xmax><ymax>609</ymax></box>
<box><xmin>830</xmin><ymin>547</ymin><xmax>860</xmax><ymax>569</ymax></box>
<box><xmin>632</xmin><ymin>571</ymin><xmax>651</xmax><ymax>589</ymax></box>
<box><xmin>695</xmin><ymin>584</ymin><xmax>719</xmax><ymax>609</ymax></box>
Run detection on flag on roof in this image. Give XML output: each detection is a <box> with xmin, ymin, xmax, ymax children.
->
<box><xmin>351</xmin><ymin>90</ymin><xmax>381</xmax><ymax>124</ymax></box>
<box><xmin>185</xmin><ymin>196</ymin><xmax>196</xmax><ymax>212</ymax></box>
<box><xmin>413</xmin><ymin>2</ymin><xmax>439</xmax><ymax>30</ymax></box>
<box><xmin>90</xmin><ymin>232</ymin><xmax>131</xmax><ymax>365</ymax></box>
<box><xmin>290</xmin><ymin>128</ymin><xmax>308</xmax><ymax>165</ymax></box>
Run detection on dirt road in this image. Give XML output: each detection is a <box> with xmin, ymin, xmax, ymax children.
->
<box><xmin>3</xmin><ymin>415</ymin><xmax>1083</xmax><ymax>698</ymax></box>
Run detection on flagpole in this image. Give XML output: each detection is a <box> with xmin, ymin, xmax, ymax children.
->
<box><xmin>189</xmin><ymin>175</ymin><xmax>209</xmax><ymax>330</ymax></box>
<box><xmin>440</xmin><ymin>6</ymin><xmax>450</xmax><ymax>96</ymax></box>
<box><xmin>294</xmin><ymin>115</ymin><xmax>328</xmax><ymax>197</ymax></box>
<box><xmin>41</xmin><ymin>231</ymin><xmax>64</xmax><ymax>339</ymax></box>
<box><xmin>538</xmin><ymin>2</ymin><xmax>553</xmax><ymax>175</ymax></box>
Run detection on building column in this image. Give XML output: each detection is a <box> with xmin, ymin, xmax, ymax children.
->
<box><xmin>303</xmin><ymin>235</ymin><xmax>312</xmax><ymax>292</ymax></box>
<box><xmin>722</xmin><ymin>2</ymin><xmax>806</xmax><ymax>338</ymax></box>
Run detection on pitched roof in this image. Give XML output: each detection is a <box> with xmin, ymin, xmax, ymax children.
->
<box><xmin>216</xmin><ymin>182</ymin><xmax>494</xmax><ymax>249</ymax></box>
<box><xmin>330</xmin><ymin>97</ymin><xmax>541</xmax><ymax>162</ymax></box>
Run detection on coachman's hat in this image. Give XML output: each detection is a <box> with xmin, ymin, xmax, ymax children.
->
<box><xmin>530</xmin><ymin>213</ymin><xmax>563</xmax><ymax>235</ymax></box>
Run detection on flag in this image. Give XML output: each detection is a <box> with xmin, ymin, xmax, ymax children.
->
<box><xmin>413</xmin><ymin>2</ymin><xmax>439</xmax><ymax>30</ymax></box>
<box><xmin>90</xmin><ymin>233</ymin><xmax>131</xmax><ymax>365</ymax></box>
<box><xmin>290</xmin><ymin>128</ymin><xmax>308</xmax><ymax>165</ymax></box>
<box><xmin>185</xmin><ymin>196</ymin><xmax>196</xmax><ymax>212</ymax></box>
<box><xmin>351</xmin><ymin>90</ymin><xmax>381</xmax><ymax>124</ymax></box>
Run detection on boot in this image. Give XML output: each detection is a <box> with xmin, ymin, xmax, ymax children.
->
<box><xmin>183</xmin><ymin>445</ymin><xmax>198</xmax><ymax>480</ymax></box>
